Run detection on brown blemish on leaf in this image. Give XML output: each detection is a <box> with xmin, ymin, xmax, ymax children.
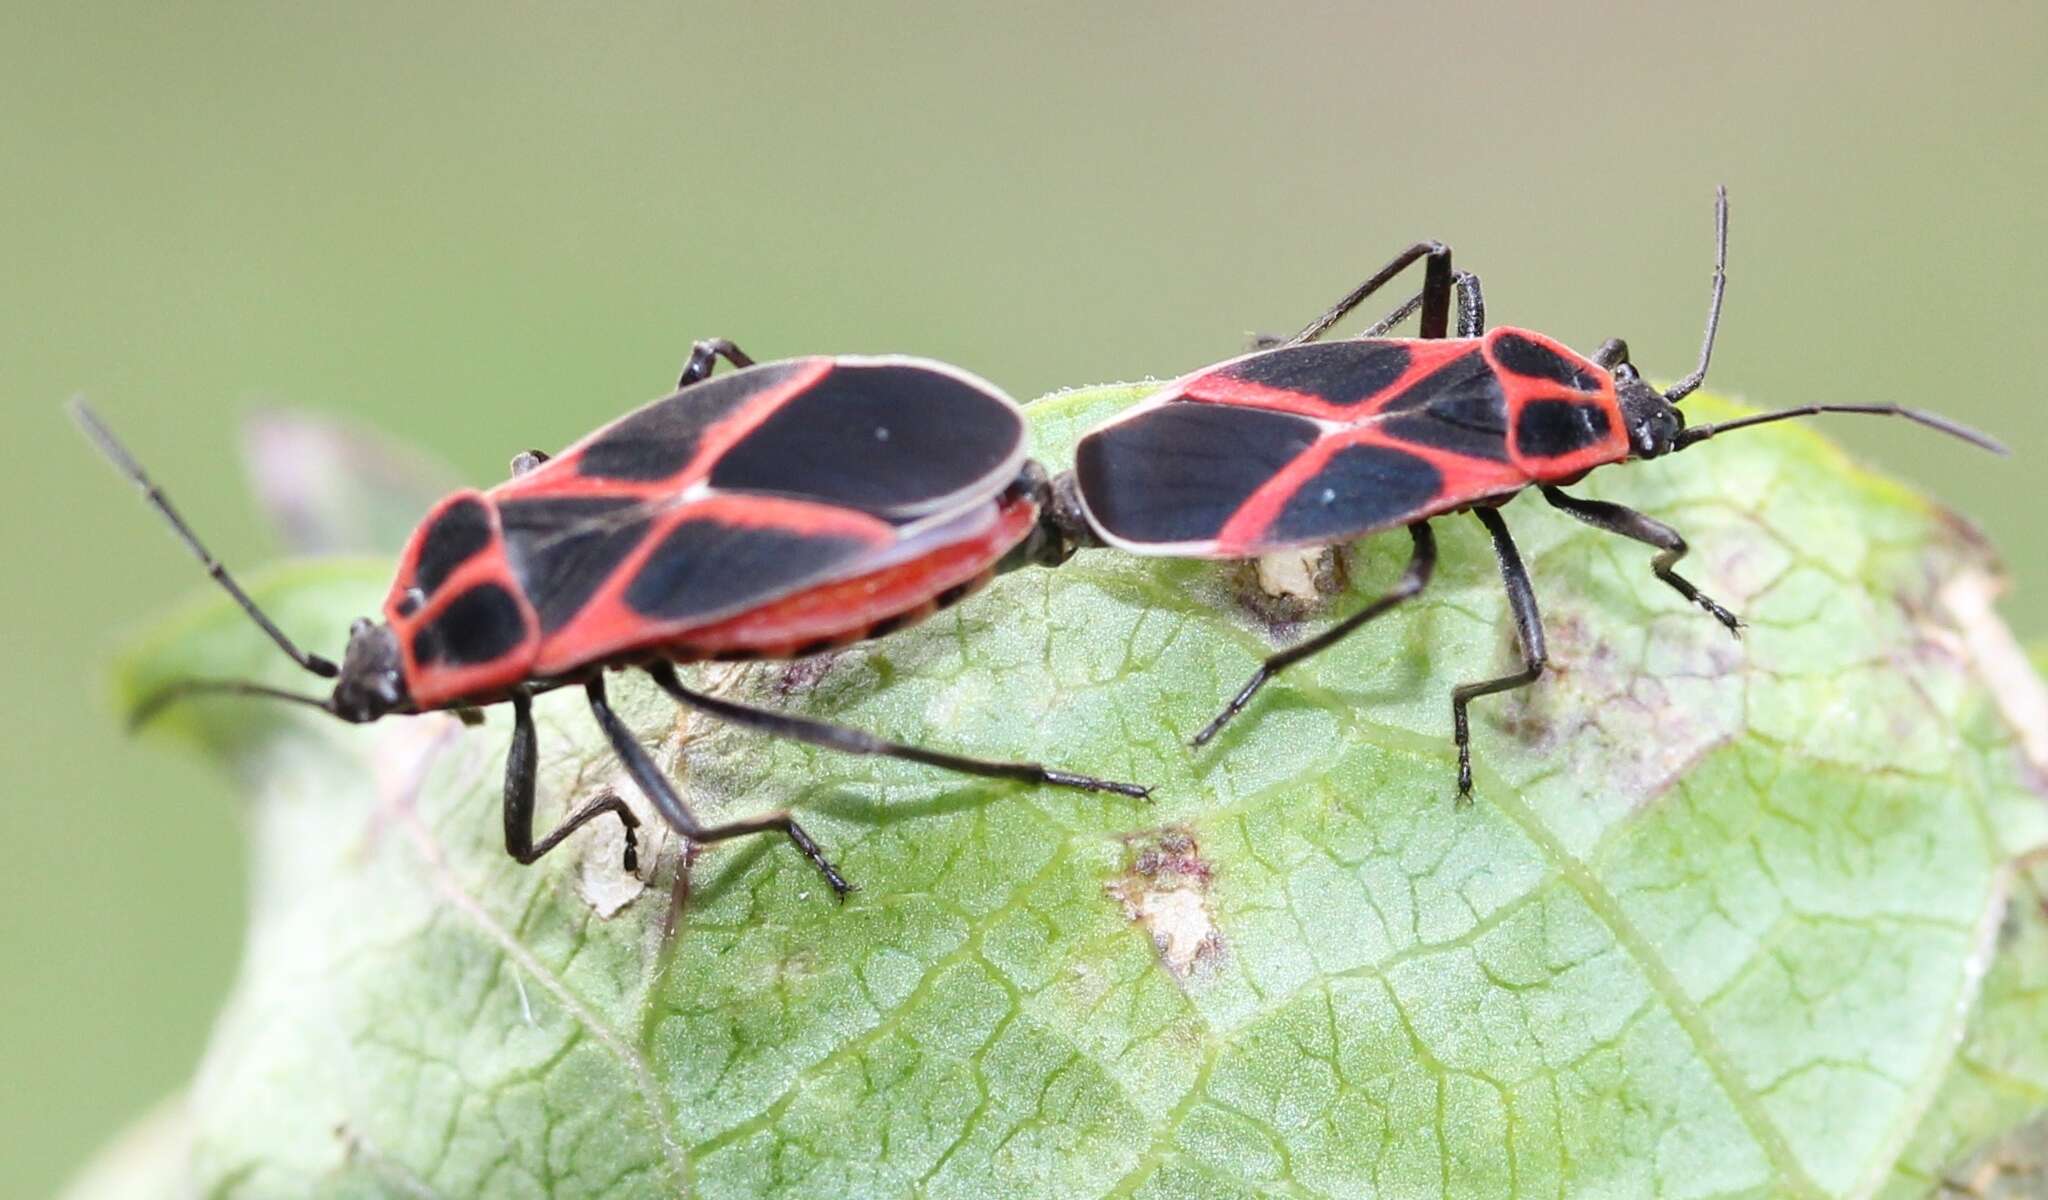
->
<box><xmin>774</xmin><ymin>653</ymin><xmax>840</xmax><ymax>698</ymax></box>
<box><xmin>1495</xmin><ymin>601</ymin><xmax>1744</xmax><ymax>805</ymax></box>
<box><xmin>1932</xmin><ymin>1114</ymin><xmax>2048</xmax><ymax>1198</ymax></box>
<box><xmin>1106</xmin><ymin>826</ymin><xmax>1224</xmax><ymax>983</ymax></box>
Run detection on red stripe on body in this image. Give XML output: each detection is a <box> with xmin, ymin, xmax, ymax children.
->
<box><xmin>1212</xmin><ymin>426</ymin><xmax>1529</xmax><ymax>557</ymax></box>
<box><xmin>530</xmin><ymin>492</ymin><xmax>897</xmax><ymax>676</ymax></box>
<box><xmin>665</xmin><ymin>497</ymin><xmax>1034</xmax><ymax>659</ymax></box>
<box><xmin>489</xmin><ymin>358</ymin><xmax>837</xmax><ymax>505</ymax></box>
<box><xmin>385</xmin><ymin>496</ymin><xmax>542</xmax><ymax>708</ymax></box>
<box><xmin>1174</xmin><ymin>338</ymin><xmax>1483</xmax><ymax>421</ymax></box>
<box><xmin>1481</xmin><ymin>329</ymin><xmax>1631</xmax><ymax>480</ymax></box>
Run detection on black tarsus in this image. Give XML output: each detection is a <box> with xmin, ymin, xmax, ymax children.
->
<box><xmin>1452</xmin><ymin>272</ymin><xmax>1485</xmax><ymax>337</ymax></box>
<box><xmin>1540</xmin><ymin>486</ymin><xmax>1741</xmax><ymax>635</ymax></box>
<box><xmin>643</xmin><ymin>662</ymin><xmax>1150</xmax><ymax>799</ymax></box>
<box><xmin>1289</xmin><ymin>241</ymin><xmax>1457</xmax><ymax>345</ymax></box>
<box><xmin>1673</xmin><ymin>404</ymin><xmax>2006</xmax><ymax>455</ymax></box>
<box><xmin>1346</xmin><ymin>270</ymin><xmax>1486</xmax><ymax>341</ymax></box>
<box><xmin>1191</xmin><ymin>522</ymin><xmax>1437</xmax><ymax>747</ymax></box>
<box><xmin>1256</xmin><ymin>247</ymin><xmax>1482</xmax><ymax>349</ymax></box>
<box><xmin>676</xmin><ymin>338</ymin><xmax>756</xmax><ymax>388</ymax></box>
<box><xmin>70</xmin><ymin>400</ymin><xmax>340</xmax><ymax>679</ymax></box>
<box><xmin>585</xmin><ymin>673</ymin><xmax>854</xmax><ymax>897</ymax></box>
<box><xmin>1591</xmin><ymin>338</ymin><xmax>1631</xmax><ymax>370</ymax></box>
<box><xmin>1452</xmin><ymin>507</ymin><xmax>1547</xmax><ymax>799</ymax></box>
<box><xmin>1664</xmin><ymin>186</ymin><xmax>1729</xmax><ymax>403</ymax></box>
<box><xmin>504</xmin><ymin>690</ymin><xmax>640</xmax><ymax>871</ymax></box>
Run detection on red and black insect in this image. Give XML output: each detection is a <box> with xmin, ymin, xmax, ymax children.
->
<box><xmin>1057</xmin><ymin>188</ymin><xmax>2004</xmax><ymax>794</ymax></box>
<box><xmin>76</xmin><ymin>342</ymin><xmax>1147</xmax><ymax>897</ymax></box>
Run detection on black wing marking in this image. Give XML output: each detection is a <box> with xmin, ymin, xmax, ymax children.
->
<box><xmin>499</xmin><ymin>496</ymin><xmax>654</xmax><ymax>633</ymax></box>
<box><xmin>1210</xmin><ymin>341</ymin><xmax>1414</xmax><ymax>408</ymax></box>
<box><xmin>622</xmin><ymin>518</ymin><xmax>877</xmax><ymax>623</ymax></box>
<box><xmin>1515</xmin><ymin>399</ymin><xmax>1614</xmax><ymax>459</ymax></box>
<box><xmin>575</xmin><ymin>361</ymin><xmax>807</xmax><ymax>482</ymax></box>
<box><xmin>1262</xmin><ymin>444</ymin><xmax>1445</xmax><ymax>546</ymax></box>
<box><xmin>1491</xmin><ymin>332</ymin><xmax>1604</xmax><ymax>392</ymax></box>
<box><xmin>412</xmin><ymin>584</ymin><xmax>530</xmax><ymax>666</ymax></box>
<box><xmin>1377</xmin><ymin>350</ymin><xmax>1510</xmax><ymax>461</ymax></box>
<box><xmin>412</xmin><ymin>496</ymin><xmax>494</xmax><ymax>596</ymax></box>
<box><xmin>708</xmin><ymin>361</ymin><xmax>1024</xmax><ymax>520</ymax></box>
<box><xmin>1075</xmin><ymin>402</ymin><xmax>1318</xmax><ymax>547</ymax></box>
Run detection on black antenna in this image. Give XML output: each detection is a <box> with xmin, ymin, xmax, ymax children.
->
<box><xmin>1673</xmin><ymin>403</ymin><xmax>2006</xmax><ymax>455</ymax></box>
<box><xmin>129</xmin><ymin>679</ymin><xmax>339</xmax><ymax>730</ymax></box>
<box><xmin>70</xmin><ymin>400</ymin><xmax>341</xmax><ymax>678</ymax></box>
<box><xmin>1665</xmin><ymin>185</ymin><xmax>1728</xmax><ymax>403</ymax></box>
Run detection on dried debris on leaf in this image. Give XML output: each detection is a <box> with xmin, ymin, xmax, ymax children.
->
<box><xmin>1106</xmin><ymin>826</ymin><xmax>1224</xmax><ymax>983</ymax></box>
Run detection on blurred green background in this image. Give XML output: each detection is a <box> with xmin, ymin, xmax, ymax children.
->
<box><xmin>4</xmin><ymin>2</ymin><xmax>2044</xmax><ymax>1193</ymax></box>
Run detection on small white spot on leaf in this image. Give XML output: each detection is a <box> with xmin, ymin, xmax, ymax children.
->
<box><xmin>1253</xmin><ymin>548</ymin><xmax>1332</xmax><ymax>605</ymax></box>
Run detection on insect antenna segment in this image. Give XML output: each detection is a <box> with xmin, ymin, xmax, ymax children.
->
<box><xmin>1664</xmin><ymin>184</ymin><xmax>1729</xmax><ymax>403</ymax></box>
<box><xmin>70</xmin><ymin>400</ymin><xmax>348</xmax><ymax>725</ymax></box>
<box><xmin>71</xmin><ymin>400</ymin><xmax>340</xmax><ymax>679</ymax></box>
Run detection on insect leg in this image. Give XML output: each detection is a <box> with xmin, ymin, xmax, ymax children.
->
<box><xmin>1357</xmin><ymin>289</ymin><xmax>1425</xmax><ymax>339</ymax></box>
<box><xmin>1451</xmin><ymin>507</ymin><xmax>1547</xmax><ymax>800</ymax></box>
<box><xmin>1289</xmin><ymin>241</ymin><xmax>1457</xmax><ymax>345</ymax></box>
<box><xmin>676</xmin><ymin>338</ymin><xmax>757</xmax><ymax>388</ymax></box>
<box><xmin>1299</xmin><ymin>269</ymin><xmax>1482</xmax><ymax>343</ymax></box>
<box><xmin>644</xmin><ymin>662</ymin><xmax>1151</xmax><ymax>800</ymax></box>
<box><xmin>1452</xmin><ymin>271</ymin><xmax>1485</xmax><ymax>337</ymax></box>
<box><xmin>1255</xmin><ymin>256</ymin><xmax>1478</xmax><ymax>348</ymax></box>
<box><xmin>1253</xmin><ymin>279</ymin><xmax>1423</xmax><ymax>348</ymax></box>
<box><xmin>586</xmin><ymin>675</ymin><xmax>853</xmax><ymax>898</ymax></box>
<box><xmin>503</xmin><ymin>690</ymin><xmax>641</xmax><ymax>871</ymax></box>
<box><xmin>1252</xmin><ymin>289</ymin><xmax>1412</xmax><ymax>349</ymax></box>
<box><xmin>1538</xmin><ymin>486</ymin><xmax>1741</xmax><ymax>635</ymax></box>
<box><xmin>1191</xmin><ymin>522</ymin><xmax>1436</xmax><ymax>747</ymax></box>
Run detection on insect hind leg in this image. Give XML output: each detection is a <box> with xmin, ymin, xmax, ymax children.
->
<box><xmin>1191</xmin><ymin>522</ymin><xmax>1436</xmax><ymax>747</ymax></box>
<box><xmin>502</xmin><ymin>690</ymin><xmax>640</xmax><ymax>871</ymax></box>
<box><xmin>585</xmin><ymin>674</ymin><xmax>853</xmax><ymax>897</ymax></box>
<box><xmin>1451</xmin><ymin>507</ymin><xmax>1547</xmax><ymax>800</ymax></box>
<box><xmin>1289</xmin><ymin>241</ymin><xmax>1457</xmax><ymax>345</ymax></box>
<box><xmin>644</xmin><ymin>662</ymin><xmax>1150</xmax><ymax>800</ymax></box>
<box><xmin>1353</xmin><ymin>270</ymin><xmax>1488</xmax><ymax>341</ymax></box>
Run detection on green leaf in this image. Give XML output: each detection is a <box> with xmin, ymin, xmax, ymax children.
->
<box><xmin>66</xmin><ymin>390</ymin><xmax>2048</xmax><ymax>1199</ymax></box>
